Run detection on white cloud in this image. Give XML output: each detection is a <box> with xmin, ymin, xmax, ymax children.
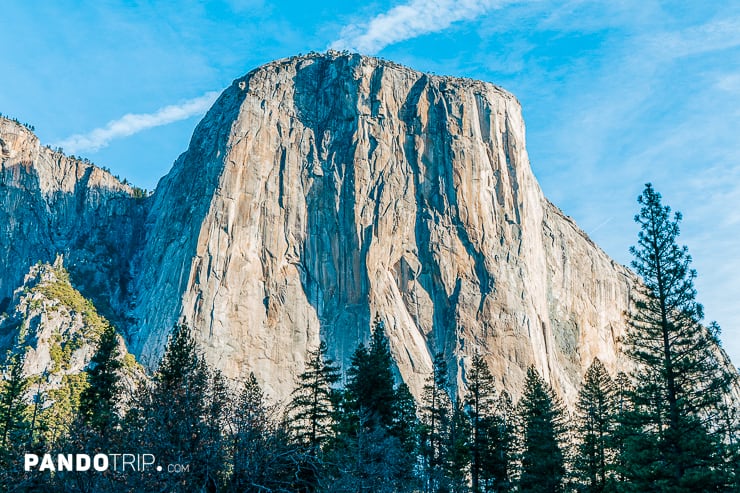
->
<box><xmin>330</xmin><ymin>0</ymin><xmax>507</xmax><ymax>54</ymax></box>
<box><xmin>54</xmin><ymin>91</ymin><xmax>220</xmax><ymax>153</ymax></box>
<box><xmin>648</xmin><ymin>18</ymin><xmax>740</xmax><ymax>60</ymax></box>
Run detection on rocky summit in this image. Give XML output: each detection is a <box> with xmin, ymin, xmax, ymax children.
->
<box><xmin>1</xmin><ymin>52</ymin><xmax>718</xmax><ymax>404</ymax></box>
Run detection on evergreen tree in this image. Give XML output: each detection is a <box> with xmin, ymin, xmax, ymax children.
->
<box><xmin>123</xmin><ymin>324</ymin><xmax>223</xmax><ymax>491</ymax></box>
<box><xmin>483</xmin><ymin>390</ymin><xmax>515</xmax><ymax>492</ymax></box>
<box><xmin>203</xmin><ymin>368</ymin><xmax>229</xmax><ymax>489</ymax></box>
<box><xmin>420</xmin><ymin>352</ymin><xmax>452</xmax><ymax>492</ymax></box>
<box><xmin>447</xmin><ymin>400</ymin><xmax>471</xmax><ymax>492</ymax></box>
<box><xmin>336</xmin><ymin>316</ymin><xmax>419</xmax><ymax>492</ymax></box>
<box><xmin>518</xmin><ymin>366</ymin><xmax>566</xmax><ymax>493</ymax></box>
<box><xmin>392</xmin><ymin>381</ymin><xmax>420</xmax><ymax>457</ymax></box>
<box><xmin>0</xmin><ymin>350</ymin><xmax>29</xmax><ymax>490</ymax></box>
<box><xmin>289</xmin><ymin>340</ymin><xmax>341</xmax><ymax>451</ymax></box>
<box><xmin>346</xmin><ymin>315</ymin><xmax>397</xmax><ymax>431</ymax></box>
<box><xmin>328</xmin><ymin>423</ymin><xmax>413</xmax><ymax>493</ymax></box>
<box><xmin>78</xmin><ymin>324</ymin><xmax>123</xmax><ymax>435</ymax></box>
<box><xmin>229</xmin><ymin>372</ymin><xmax>267</xmax><ymax>489</ymax></box>
<box><xmin>717</xmin><ymin>397</ymin><xmax>740</xmax><ymax>491</ymax></box>
<box><xmin>611</xmin><ymin>371</ymin><xmax>631</xmax><ymax>487</ymax></box>
<box><xmin>228</xmin><ymin>373</ymin><xmax>304</xmax><ymax>492</ymax></box>
<box><xmin>465</xmin><ymin>352</ymin><xmax>496</xmax><ymax>493</ymax></box>
<box><xmin>623</xmin><ymin>184</ymin><xmax>732</xmax><ymax>492</ymax></box>
<box><xmin>573</xmin><ymin>358</ymin><xmax>616</xmax><ymax>493</ymax></box>
<box><xmin>51</xmin><ymin>327</ymin><xmax>126</xmax><ymax>493</ymax></box>
<box><xmin>0</xmin><ymin>350</ymin><xmax>28</xmax><ymax>451</ymax></box>
<box><xmin>32</xmin><ymin>371</ymin><xmax>89</xmax><ymax>447</ymax></box>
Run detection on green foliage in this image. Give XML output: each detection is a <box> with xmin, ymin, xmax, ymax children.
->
<box><xmin>420</xmin><ymin>351</ymin><xmax>453</xmax><ymax>492</ymax></box>
<box><xmin>330</xmin><ymin>316</ymin><xmax>420</xmax><ymax>492</ymax></box>
<box><xmin>48</xmin><ymin>338</ymin><xmax>65</xmax><ymax>372</ymax></box>
<box><xmin>392</xmin><ymin>381</ymin><xmax>419</xmax><ymax>456</ymax></box>
<box><xmin>122</xmin><ymin>324</ymin><xmax>226</xmax><ymax>491</ymax></box>
<box><xmin>0</xmin><ymin>350</ymin><xmax>31</xmax><ymax>491</ymax></box>
<box><xmin>131</xmin><ymin>186</ymin><xmax>148</xmax><ymax>199</ymax></box>
<box><xmin>36</xmin><ymin>270</ymin><xmax>109</xmax><ymax>338</ymax></box>
<box><xmin>289</xmin><ymin>340</ymin><xmax>341</xmax><ymax>451</ymax></box>
<box><xmin>465</xmin><ymin>352</ymin><xmax>496</xmax><ymax>493</ymax></box>
<box><xmin>228</xmin><ymin>372</ymin><xmax>305</xmax><ymax>491</ymax></box>
<box><xmin>622</xmin><ymin>184</ymin><xmax>733</xmax><ymax>492</ymax></box>
<box><xmin>485</xmin><ymin>390</ymin><xmax>516</xmax><ymax>492</ymax></box>
<box><xmin>717</xmin><ymin>402</ymin><xmax>740</xmax><ymax>490</ymax></box>
<box><xmin>574</xmin><ymin>358</ymin><xmax>617</xmax><ymax>493</ymax></box>
<box><xmin>518</xmin><ymin>366</ymin><xmax>567</xmax><ymax>493</ymax></box>
<box><xmin>123</xmin><ymin>352</ymin><xmax>137</xmax><ymax>369</ymax></box>
<box><xmin>446</xmin><ymin>400</ymin><xmax>471</xmax><ymax>491</ymax></box>
<box><xmin>78</xmin><ymin>324</ymin><xmax>123</xmax><ymax>434</ymax></box>
<box><xmin>0</xmin><ymin>350</ymin><xmax>29</xmax><ymax>451</ymax></box>
<box><xmin>36</xmin><ymin>372</ymin><xmax>89</xmax><ymax>445</ymax></box>
<box><xmin>346</xmin><ymin>315</ymin><xmax>398</xmax><ymax>430</ymax></box>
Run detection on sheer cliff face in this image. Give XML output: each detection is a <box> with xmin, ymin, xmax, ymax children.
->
<box><xmin>132</xmin><ymin>53</ymin><xmax>634</xmax><ymax>402</ymax></box>
<box><xmin>0</xmin><ymin>118</ymin><xmax>144</xmax><ymax>325</ymax></box>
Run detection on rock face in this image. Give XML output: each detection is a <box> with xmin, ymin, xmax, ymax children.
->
<box><xmin>0</xmin><ymin>117</ymin><xmax>146</xmax><ymax>331</ymax></box>
<box><xmin>2</xmin><ymin>53</ymin><xmax>734</xmax><ymax>405</ymax></box>
<box><xmin>131</xmin><ymin>52</ymin><xmax>636</xmax><ymax>403</ymax></box>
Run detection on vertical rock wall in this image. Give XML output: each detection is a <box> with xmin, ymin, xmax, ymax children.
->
<box><xmin>132</xmin><ymin>53</ymin><xmax>636</xmax><ymax>403</ymax></box>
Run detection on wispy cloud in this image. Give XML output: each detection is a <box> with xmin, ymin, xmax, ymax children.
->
<box><xmin>54</xmin><ymin>91</ymin><xmax>220</xmax><ymax>153</ymax></box>
<box><xmin>647</xmin><ymin>18</ymin><xmax>740</xmax><ymax>60</ymax></box>
<box><xmin>330</xmin><ymin>0</ymin><xmax>507</xmax><ymax>54</ymax></box>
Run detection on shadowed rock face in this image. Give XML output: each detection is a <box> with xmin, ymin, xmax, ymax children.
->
<box><xmin>0</xmin><ymin>118</ymin><xmax>146</xmax><ymax>331</ymax></box>
<box><xmin>130</xmin><ymin>52</ymin><xmax>637</xmax><ymax>403</ymax></box>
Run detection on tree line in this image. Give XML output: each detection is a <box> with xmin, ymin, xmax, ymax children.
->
<box><xmin>1</xmin><ymin>183</ymin><xmax>738</xmax><ymax>492</ymax></box>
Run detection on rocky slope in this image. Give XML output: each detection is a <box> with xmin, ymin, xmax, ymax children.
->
<box><xmin>2</xmin><ymin>52</ymin><xmax>734</xmax><ymax>406</ymax></box>
<box><xmin>0</xmin><ymin>258</ymin><xmax>139</xmax><ymax>428</ymax></box>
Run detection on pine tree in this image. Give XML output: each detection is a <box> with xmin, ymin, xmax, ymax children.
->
<box><xmin>574</xmin><ymin>358</ymin><xmax>616</xmax><ymax>493</ymax></box>
<box><xmin>289</xmin><ymin>340</ymin><xmax>341</xmax><ymax>451</ymax></box>
<box><xmin>333</xmin><ymin>317</ymin><xmax>419</xmax><ymax>492</ymax></box>
<box><xmin>228</xmin><ymin>373</ymin><xmax>303</xmax><ymax>492</ymax></box>
<box><xmin>0</xmin><ymin>350</ymin><xmax>30</xmax><ymax>491</ymax></box>
<box><xmin>483</xmin><ymin>390</ymin><xmax>515</xmax><ymax>492</ymax></box>
<box><xmin>447</xmin><ymin>400</ymin><xmax>471</xmax><ymax>492</ymax></box>
<box><xmin>78</xmin><ymin>324</ymin><xmax>123</xmax><ymax>435</ymax></box>
<box><xmin>392</xmin><ymin>381</ymin><xmax>420</xmax><ymax>457</ymax></box>
<box><xmin>203</xmin><ymin>368</ymin><xmax>229</xmax><ymax>489</ymax></box>
<box><xmin>346</xmin><ymin>315</ymin><xmax>397</xmax><ymax>431</ymax></box>
<box><xmin>420</xmin><ymin>351</ymin><xmax>452</xmax><ymax>492</ymax></box>
<box><xmin>123</xmin><ymin>324</ymin><xmax>222</xmax><ymax>491</ymax></box>
<box><xmin>717</xmin><ymin>398</ymin><xmax>740</xmax><ymax>490</ymax></box>
<box><xmin>390</xmin><ymin>382</ymin><xmax>419</xmax><ymax>491</ymax></box>
<box><xmin>229</xmin><ymin>372</ymin><xmax>267</xmax><ymax>489</ymax></box>
<box><xmin>465</xmin><ymin>352</ymin><xmax>497</xmax><ymax>493</ymax></box>
<box><xmin>0</xmin><ymin>350</ymin><xmax>28</xmax><ymax>451</ymax></box>
<box><xmin>611</xmin><ymin>371</ymin><xmax>631</xmax><ymax>487</ymax></box>
<box><xmin>518</xmin><ymin>366</ymin><xmax>566</xmax><ymax>493</ymax></box>
<box><xmin>623</xmin><ymin>184</ymin><xmax>732</xmax><ymax>492</ymax></box>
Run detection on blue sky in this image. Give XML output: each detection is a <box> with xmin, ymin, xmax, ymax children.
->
<box><xmin>2</xmin><ymin>0</ymin><xmax>739</xmax><ymax>365</ymax></box>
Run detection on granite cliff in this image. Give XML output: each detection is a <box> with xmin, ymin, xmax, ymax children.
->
<box><xmin>130</xmin><ymin>52</ymin><xmax>635</xmax><ymax>403</ymax></box>
<box><xmin>0</xmin><ymin>117</ymin><xmax>146</xmax><ymax>331</ymax></box>
<box><xmin>3</xmin><ymin>52</ymin><xmax>723</xmax><ymax>405</ymax></box>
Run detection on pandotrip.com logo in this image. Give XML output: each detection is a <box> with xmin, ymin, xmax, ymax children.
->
<box><xmin>24</xmin><ymin>453</ymin><xmax>190</xmax><ymax>473</ymax></box>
